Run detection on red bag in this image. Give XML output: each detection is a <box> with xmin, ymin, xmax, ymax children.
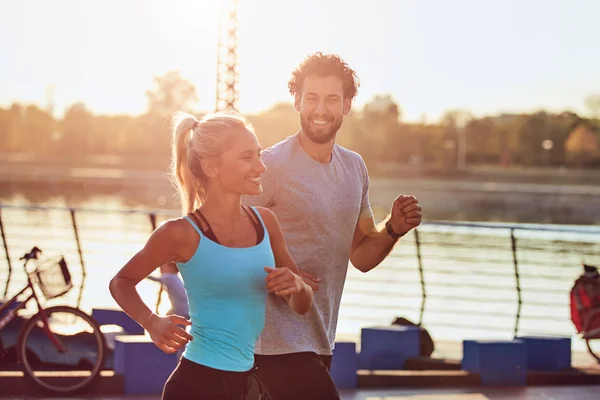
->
<box><xmin>570</xmin><ymin>264</ymin><xmax>600</xmax><ymax>335</ymax></box>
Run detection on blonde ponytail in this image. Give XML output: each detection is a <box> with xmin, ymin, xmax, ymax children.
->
<box><xmin>170</xmin><ymin>111</ymin><xmax>255</xmax><ymax>214</ymax></box>
<box><xmin>171</xmin><ymin>112</ymin><xmax>203</xmax><ymax>214</ymax></box>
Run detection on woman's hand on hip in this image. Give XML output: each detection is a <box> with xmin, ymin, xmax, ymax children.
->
<box><xmin>145</xmin><ymin>313</ymin><xmax>193</xmax><ymax>354</ymax></box>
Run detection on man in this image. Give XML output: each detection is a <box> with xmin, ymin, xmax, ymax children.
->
<box><xmin>243</xmin><ymin>52</ymin><xmax>422</xmax><ymax>400</ymax></box>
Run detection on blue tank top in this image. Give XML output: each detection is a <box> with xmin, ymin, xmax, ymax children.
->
<box><xmin>176</xmin><ymin>207</ymin><xmax>275</xmax><ymax>372</ymax></box>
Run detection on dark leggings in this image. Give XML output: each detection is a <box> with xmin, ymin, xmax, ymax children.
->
<box><xmin>163</xmin><ymin>357</ymin><xmax>264</xmax><ymax>400</ymax></box>
<box><xmin>249</xmin><ymin>352</ymin><xmax>340</xmax><ymax>400</ymax></box>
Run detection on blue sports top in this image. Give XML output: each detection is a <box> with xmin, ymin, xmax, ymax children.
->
<box><xmin>176</xmin><ymin>206</ymin><xmax>275</xmax><ymax>372</ymax></box>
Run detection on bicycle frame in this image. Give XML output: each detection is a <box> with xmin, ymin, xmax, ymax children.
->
<box><xmin>0</xmin><ymin>258</ymin><xmax>66</xmax><ymax>353</ymax></box>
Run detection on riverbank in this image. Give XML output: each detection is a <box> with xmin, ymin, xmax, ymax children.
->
<box><xmin>1</xmin><ymin>161</ymin><xmax>599</xmax><ymax>225</ymax></box>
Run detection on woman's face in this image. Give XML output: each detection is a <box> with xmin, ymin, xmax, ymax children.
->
<box><xmin>212</xmin><ymin>128</ymin><xmax>266</xmax><ymax>197</ymax></box>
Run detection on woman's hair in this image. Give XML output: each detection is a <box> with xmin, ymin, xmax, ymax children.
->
<box><xmin>170</xmin><ymin>111</ymin><xmax>253</xmax><ymax>214</ymax></box>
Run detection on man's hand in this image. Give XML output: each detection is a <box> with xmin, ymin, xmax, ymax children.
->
<box><xmin>264</xmin><ymin>266</ymin><xmax>306</xmax><ymax>297</ymax></box>
<box><xmin>389</xmin><ymin>195</ymin><xmax>422</xmax><ymax>237</ymax></box>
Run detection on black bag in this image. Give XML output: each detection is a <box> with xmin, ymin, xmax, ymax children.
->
<box><xmin>392</xmin><ymin>316</ymin><xmax>435</xmax><ymax>357</ymax></box>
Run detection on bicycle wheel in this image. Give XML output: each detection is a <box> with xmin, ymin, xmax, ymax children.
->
<box><xmin>16</xmin><ymin>305</ymin><xmax>106</xmax><ymax>394</ymax></box>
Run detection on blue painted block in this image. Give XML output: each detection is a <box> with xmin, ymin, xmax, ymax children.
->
<box><xmin>114</xmin><ymin>335</ymin><xmax>180</xmax><ymax>394</ymax></box>
<box><xmin>462</xmin><ymin>340</ymin><xmax>527</xmax><ymax>386</ymax></box>
<box><xmin>92</xmin><ymin>308</ymin><xmax>144</xmax><ymax>335</ymax></box>
<box><xmin>0</xmin><ymin>301</ymin><xmax>22</xmax><ymax>318</ymax></box>
<box><xmin>0</xmin><ymin>301</ymin><xmax>24</xmax><ymax>349</ymax></box>
<box><xmin>515</xmin><ymin>336</ymin><xmax>571</xmax><ymax>371</ymax></box>
<box><xmin>359</xmin><ymin>325</ymin><xmax>420</xmax><ymax>370</ymax></box>
<box><xmin>330</xmin><ymin>342</ymin><xmax>358</xmax><ymax>389</ymax></box>
<box><xmin>461</xmin><ymin>340</ymin><xmax>479</xmax><ymax>372</ymax></box>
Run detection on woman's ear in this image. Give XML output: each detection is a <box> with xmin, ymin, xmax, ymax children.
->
<box><xmin>200</xmin><ymin>159</ymin><xmax>219</xmax><ymax>179</ymax></box>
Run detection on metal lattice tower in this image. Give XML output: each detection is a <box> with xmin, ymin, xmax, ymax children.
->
<box><xmin>215</xmin><ymin>0</ymin><xmax>239</xmax><ymax>112</ymax></box>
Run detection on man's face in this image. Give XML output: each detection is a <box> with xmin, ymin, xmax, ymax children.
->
<box><xmin>295</xmin><ymin>75</ymin><xmax>351</xmax><ymax>144</ymax></box>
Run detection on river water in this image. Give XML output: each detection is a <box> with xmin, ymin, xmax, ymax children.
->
<box><xmin>1</xmin><ymin>194</ymin><xmax>599</xmax><ymax>357</ymax></box>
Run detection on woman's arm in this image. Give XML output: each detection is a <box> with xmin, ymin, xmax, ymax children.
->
<box><xmin>256</xmin><ymin>207</ymin><xmax>313</xmax><ymax>315</ymax></box>
<box><xmin>109</xmin><ymin>219</ymin><xmax>194</xmax><ymax>353</ymax></box>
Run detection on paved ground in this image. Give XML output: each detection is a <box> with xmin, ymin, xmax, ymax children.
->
<box><xmin>3</xmin><ymin>386</ymin><xmax>600</xmax><ymax>400</ymax></box>
<box><xmin>338</xmin><ymin>387</ymin><xmax>600</xmax><ymax>400</ymax></box>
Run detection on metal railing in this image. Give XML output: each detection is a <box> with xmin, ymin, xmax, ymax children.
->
<box><xmin>340</xmin><ymin>220</ymin><xmax>600</xmax><ymax>344</ymax></box>
<box><xmin>0</xmin><ymin>203</ymin><xmax>598</xmax><ymax>343</ymax></box>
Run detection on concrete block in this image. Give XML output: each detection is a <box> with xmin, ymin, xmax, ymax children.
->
<box><xmin>462</xmin><ymin>339</ymin><xmax>527</xmax><ymax>386</ymax></box>
<box><xmin>515</xmin><ymin>336</ymin><xmax>571</xmax><ymax>371</ymax></box>
<box><xmin>114</xmin><ymin>335</ymin><xmax>180</xmax><ymax>394</ymax></box>
<box><xmin>330</xmin><ymin>342</ymin><xmax>358</xmax><ymax>389</ymax></box>
<box><xmin>359</xmin><ymin>325</ymin><xmax>420</xmax><ymax>370</ymax></box>
<box><xmin>92</xmin><ymin>308</ymin><xmax>144</xmax><ymax>335</ymax></box>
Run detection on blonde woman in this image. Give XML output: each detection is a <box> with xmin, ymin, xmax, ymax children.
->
<box><xmin>109</xmin><ymin>112</ymin><xmax>313</xmax><ymax>399</ymax></box>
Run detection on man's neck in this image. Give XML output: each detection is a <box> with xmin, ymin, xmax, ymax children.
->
<box><xmin>297</xmin><ymin>129</ymin><xmax>335</xmax><ymax>164</ymax></box>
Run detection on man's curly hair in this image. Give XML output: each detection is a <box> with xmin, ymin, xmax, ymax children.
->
<box><xmin>288</xmin><ymin>52</ymin><xmax>360</xmax><ymax>100</ymax></box>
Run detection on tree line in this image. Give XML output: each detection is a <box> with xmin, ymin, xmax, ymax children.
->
<box><xmin>1</xmin><ymin>71</ymin><xmax>599</xmax><ymax>174</ymax></box>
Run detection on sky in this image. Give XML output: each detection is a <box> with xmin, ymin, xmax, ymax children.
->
<box><xmin>0</xmin><ymin>0</ymin><xmax>599</xmax><ymax>122</ymax></box>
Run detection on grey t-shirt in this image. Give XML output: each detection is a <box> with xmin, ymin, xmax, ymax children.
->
<box><xmin>242</xmin><ymin>133</ymin><xmax>373</xmax><ymax>356</ymax></box>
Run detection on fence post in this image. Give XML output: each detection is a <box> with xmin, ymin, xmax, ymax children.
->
<box><xmin>70</xmin><ymin>209</ymin><xmax>86</xmax><ymax>309</ymax></box>
<box><xmin>511</xmin><ymin>228</ymin><xmax>522</xmax><ymax>337</ymax></box>
<box><xmin>0</xmin><ymin>208</ymin><xmax>13</xmax><ymax>299</ymax></box>
<box><xmin>149</xmin><ymin>213</ymin><xmax>164</xmax><ymax>313</ymax></box>
<box><xmin>415</xmin><ymin>229</ymin><xmax>427</xmax><ymax>326</ymax></box>
<box><xmin>149</xmin><ymin>214</ymin><xmax>157</xmax><ymax>231</ymax></box>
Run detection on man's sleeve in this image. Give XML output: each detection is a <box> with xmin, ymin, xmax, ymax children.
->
<box><xmin>242</xmin><ymin>151</ymin><xmax>277</xmax><ymax>208</ymax></box>
<box><xmin>359</xmin><ymin>156</ymin><xmax>374</xmax><ymax>220</ymax></box>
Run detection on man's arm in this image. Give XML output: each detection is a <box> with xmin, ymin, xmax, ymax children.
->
<box><xmin>350</xmin><ymin>195</ymin><xmax>422</xmax><ymax>273</ymax></box>
<box><xmin>350</xmin><ymin>217</ymin><xmax>398</xmax><ymax>273</ymax></box>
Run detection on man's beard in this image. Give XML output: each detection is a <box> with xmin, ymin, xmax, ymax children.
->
<box><xmin>300</xmin><ymin>114</ymin><xmax>343</xmax><ymax>144</ymax></box>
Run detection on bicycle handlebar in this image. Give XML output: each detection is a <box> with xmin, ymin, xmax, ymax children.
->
<box><xmin>20</xmin><ymin>246</ymin><xmax>42</xmax><ymax>262</ymax></box>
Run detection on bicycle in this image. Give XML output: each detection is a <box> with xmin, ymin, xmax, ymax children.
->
<box><xmin>0</xmin><ymin>246</ymin><xmax>106</xmax><ymax>394</ymax></box>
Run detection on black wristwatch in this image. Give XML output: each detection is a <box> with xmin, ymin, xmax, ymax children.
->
<box><xmin>385</xmin><ymin>220</ymin><xmax>404</xmax><ymax>239</ymax></box>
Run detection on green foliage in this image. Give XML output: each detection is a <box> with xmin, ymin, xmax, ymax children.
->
<box><xmin>1</xmin><ymin>73</ymin><xmax>599</xmax><ymax>171</ymax></box>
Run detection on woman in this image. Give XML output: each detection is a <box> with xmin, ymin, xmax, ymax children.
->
<box><xmin>109</xmin><ymin>111</ymin><xmax>313</xmax><ymax>399</ymax></box>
